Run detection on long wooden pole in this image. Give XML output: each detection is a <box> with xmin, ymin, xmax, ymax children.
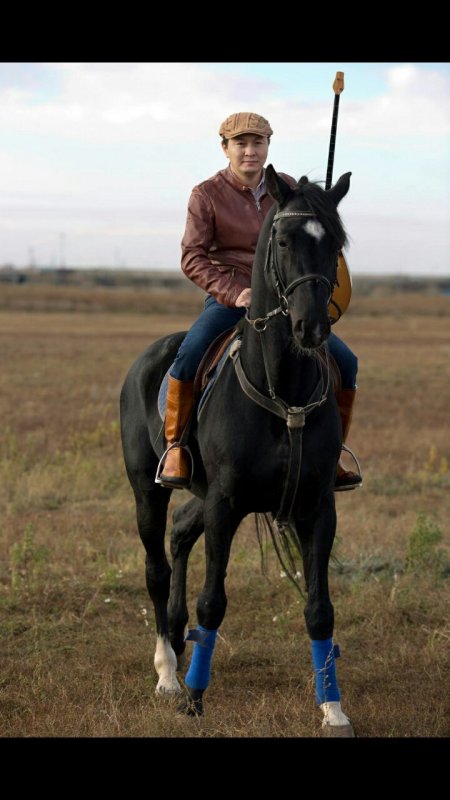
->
<box><xmin>326</xmin><ymin>72</ymin><xmax>344</xmax><ymax>191</ymax></box>
<box><xmin>325</xmin><ymin>71</ymin><xmax>352</xmax><ymax>324</ymax></box>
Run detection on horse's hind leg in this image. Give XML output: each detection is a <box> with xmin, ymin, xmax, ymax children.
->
<box><xmin>168</xmin><ymin>496</ymin><xmax>205</xmax><ymax>668</ymax></box>
<box><xmin>293</xmin><ymin>496</ymin><xmax>354</xmax><ymax>736</ymax></box>
<box><xmin>134</xmin><ymin>485</ymin><xmax>181</xmax><ymax>695</ymax></box>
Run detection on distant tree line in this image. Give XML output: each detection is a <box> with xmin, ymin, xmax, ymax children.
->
<box><xmin>0</xmin><ymin>265</ymin><xmax>449</xmax><ymax>295</ymax></box>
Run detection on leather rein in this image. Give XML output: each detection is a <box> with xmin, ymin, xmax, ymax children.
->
<box><xmin>231</xmin><ymin>210</ymin><xmax>335</xmax><ymax>528</ymax></box>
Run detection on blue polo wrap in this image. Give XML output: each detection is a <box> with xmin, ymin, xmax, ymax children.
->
<box><xmin>185</xmin><ymin>626</ymin><xmax>218</xmax><ymax>691</ymax></box>
<box><xmin>311</xmin><ymin>638</ymin><xmax>341</xmax><ymax>704</ymax></box>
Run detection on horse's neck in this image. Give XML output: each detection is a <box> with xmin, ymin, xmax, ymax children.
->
<box><xmin>241</xmin><ymin>290</ymin><xmax>316</xmax><ymax>407</ymax></box>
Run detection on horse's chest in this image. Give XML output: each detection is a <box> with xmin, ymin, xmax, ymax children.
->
<box><xmin>203</xmin><ymin>420</ymin><xmax>319</xmax><ymax>505</ymax></box>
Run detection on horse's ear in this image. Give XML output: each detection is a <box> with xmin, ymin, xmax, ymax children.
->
<box><xmin>265</xmin><ymin>164</ymin><xmax>293</xmax><ymax>207</ymax></box>
<box><xmin>327</xmin><ymin>172</ymin><xmax>352</xmax><ymax>206</ymax></box>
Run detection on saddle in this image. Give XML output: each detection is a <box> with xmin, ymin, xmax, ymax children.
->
<box><xmin>193</xmin><ymin>323</ymin><xmax>243</xmax><ymax>402</ymax></box>
<box><xmin>157</xmin><ymin>324</ymin><xmax>242</xmax><ymax>424</ymax></box>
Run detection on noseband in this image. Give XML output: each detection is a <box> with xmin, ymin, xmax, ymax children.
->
<box><xmin>246</xmin><ymin>211</ymin><xmax>335</xmax><ymax>332</ymax></box>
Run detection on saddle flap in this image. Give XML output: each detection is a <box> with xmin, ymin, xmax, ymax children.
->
<box><xmin>193</xmin><ymin>325</ymin><xmax>240</xmax><ymax>399</ymax></box>
<box><xmin>157</xmin><ymin>326</ymin><xmax>241</xmax><ymax>422</ymax></box>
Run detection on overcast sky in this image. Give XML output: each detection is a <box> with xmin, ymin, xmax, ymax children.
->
<box><xmin>1</xmin><ymin>61</ymin><xmax>449</xmax><ymax>275</ymax></box>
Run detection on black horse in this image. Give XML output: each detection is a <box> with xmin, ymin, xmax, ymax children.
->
<box><xmin>120</xmin><ymin>165</ymin><xmax>355</xmax><ymax>735</ymax></box>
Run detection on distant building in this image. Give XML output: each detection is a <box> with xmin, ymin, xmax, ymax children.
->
<box><xmin>0</xmin><ymin>265</ymin><xmax>27</xmax><ymax>283</ymax></box>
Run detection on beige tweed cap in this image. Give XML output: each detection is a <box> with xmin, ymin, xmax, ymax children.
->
<box><xmin>219</xmin><ymin>112</ymin><xmax>273</xmax><ymax>139</ymax></box>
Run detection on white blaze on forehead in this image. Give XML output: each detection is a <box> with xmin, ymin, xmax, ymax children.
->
<box><xmin>304</xmin><ymin>220</ymin><xmax>325</xmax><ymax>241</ymax></box>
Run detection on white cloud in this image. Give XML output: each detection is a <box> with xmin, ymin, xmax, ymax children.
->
<box><xmin>268</xmin><ymin>65</ymin><xmax>450</xmax><ymax>141</ymax></box>
<box><xmin>1</xmin><ymin>62</ymin><xmax>447</xmax><ymax>146</ymax></box>
<box><xmin>0</xmin><ymin>62</ymin><xmax>274</xmax><ymax>144</ymax></box>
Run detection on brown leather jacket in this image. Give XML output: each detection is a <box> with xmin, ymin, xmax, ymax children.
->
<box><xmin>181</xmin><ymin>166</ymin><xmax>297</xmax><ymax>307</ymax></box>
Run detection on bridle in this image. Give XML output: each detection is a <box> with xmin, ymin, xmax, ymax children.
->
<box><xmin>245</xmin><ymin>210</ymin><xmax>336</xmax><ymax>333</ymax></box>
<box><xmin>242</xmin><ymin>209</ymin><xmax>336</xmax><ymax>404</ymax></box>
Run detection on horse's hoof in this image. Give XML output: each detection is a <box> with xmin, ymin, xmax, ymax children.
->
<box><xmin>177</xmin><ymin>688</ymin><xmax>204</xmax><ymax>717</ymax></box>
<box><xmin>155</xmin><ymin>676</ymin><xmax>182</xmax><ymax>696</ymax></box>
<box><xmin>321</xmin><ymin>722</ymin><xmax>356</xmax><ymax>738</ymax></box>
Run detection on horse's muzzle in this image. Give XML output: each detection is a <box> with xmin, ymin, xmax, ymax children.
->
<box><xmin>294</xmin><ymin>318</ymin><xmax>330</xmax><ymax>350</ymax></box>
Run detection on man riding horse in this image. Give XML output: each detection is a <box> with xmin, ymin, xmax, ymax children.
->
<box><xmin>157</xmin><ymin>112</ymin><xmax>362</xmax><ymax>491</ymax></box>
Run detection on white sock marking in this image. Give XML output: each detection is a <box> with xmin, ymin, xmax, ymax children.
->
<box><xmin>154</xmin><ymin>636</ymin><xmax>181</xmax><ymax>695</ymax></box>
<box><xmin>320</xmin><ymin>700</ymin><xmax>351</xmax><ymax>727</ymax></box>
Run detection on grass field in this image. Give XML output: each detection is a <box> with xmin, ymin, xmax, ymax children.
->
<box><xmin>1</xmin><ymin>285</ymin><xmax>449</xmax><ymax>737</ymax></box>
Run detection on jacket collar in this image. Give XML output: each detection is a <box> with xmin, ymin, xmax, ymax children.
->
<box><xmin>221</xmin><ymin>165</ymin><xmax>265</xmax><ymax>193</ymax></box>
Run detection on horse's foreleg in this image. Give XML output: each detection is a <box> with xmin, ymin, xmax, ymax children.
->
<box><xmin>180</xmin><ymin>495</ymin><xmax>241</xmax><ymax>716</ymax></box>
<box><xmin>168</xmin><ymin>497</ymin><xmax>205</xmax><ymax>668</ymax></box>
<box><xmin>294</xmin><ymin>495</ymin><xmax>354</xmax><ymax>736</ymax></box>
<box><xmin>135</xmin><ymin>487</ymin><xmax>180</xmax><ymax>695</ymax></box>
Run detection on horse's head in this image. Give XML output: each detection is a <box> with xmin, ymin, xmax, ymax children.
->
<box><xmin>265</xmin><ymin>164</ymin><xmax>351</xmax><ymax>351</ymax></box>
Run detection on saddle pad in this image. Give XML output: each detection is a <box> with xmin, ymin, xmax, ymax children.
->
<box><xmin>157</xmin><ymin>369</ymin><xmax>171</xmax><ymax>421</ymax></box>
<box><xmin>157</xmin><ymin>340</ymin><xmax>237</xmax><ymax>423</ymax></box>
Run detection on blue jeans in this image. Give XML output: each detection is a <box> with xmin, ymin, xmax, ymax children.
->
<box><xmin>170</xmin><ymin>296</ymin><xmax>357</xmax><ymax>389</ymax></box>
<box><xmin>170</xmin><ymin>295</ymin><xmax>246</xmax><ymax>381</ymax></box>
<box><xmin>328</xmin><ymin>332</ymin><xmax>358</xmax><ymax>389</ymax></box>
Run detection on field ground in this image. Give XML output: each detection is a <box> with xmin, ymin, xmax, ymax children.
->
<box><xmin>1</xmin><ymin>285</ymin><xmax>449</xmax><ymax>737</ymax></box>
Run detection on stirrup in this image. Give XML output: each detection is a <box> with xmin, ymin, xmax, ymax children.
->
<box><xmin>154</xmin><ymin>442</ymin><xmax>194</xmax><ymax>488</ymax></box>
<box><xmin>335</xmin><ymin>444</ymin><xmax>363</xmax><ymax>492</ymax></box>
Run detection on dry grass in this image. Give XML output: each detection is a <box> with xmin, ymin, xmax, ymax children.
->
<box><xmin>0</xmin><ymin>282</ymin><xmax>204</xmax><ymax>316</ymax></box>
<box><xmin>1</xmin><ymin>286</ymin><xmax>449</xmax><ymax>738</ymax></box>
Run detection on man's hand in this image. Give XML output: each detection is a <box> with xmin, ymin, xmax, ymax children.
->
<box><xmin>235</xmin><ymin>288</ymin><xmax>251</xmax><ymax>308</ymax></box>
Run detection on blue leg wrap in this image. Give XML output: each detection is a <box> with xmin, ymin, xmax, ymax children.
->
<box><xmin>311</xmin><ymin>639</ymin><xmax>341</xmax><ymax>704</ymax></box>
<box><xmin>185</xmin><ymin>626</ymin><xmax>218</xmax><ymax>691</ymax></box>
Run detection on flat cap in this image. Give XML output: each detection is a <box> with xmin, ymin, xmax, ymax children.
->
<box><xmin>219</xmin><ymin>112</ymin><xmax>273</xmax><ymax>139</ymax></box>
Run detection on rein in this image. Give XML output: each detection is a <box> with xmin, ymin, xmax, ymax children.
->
<box><xmin>231</xmin><ymin>210</ymin><xmax>333</xmax><ymax>529</ymax></box>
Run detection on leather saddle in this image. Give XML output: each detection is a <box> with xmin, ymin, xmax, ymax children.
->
<box><xmin>193</xmin><ymin>324</ymin><xmax>242</xmax><ymax>401</ymax></box>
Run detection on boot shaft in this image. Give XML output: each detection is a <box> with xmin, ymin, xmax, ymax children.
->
<box><xmin>165</xmin><ymin>375</ymin><xmax>195</xmax><ymax>444</ymax></box>
<box><xmin>336</xmin><ymin>387</ymin><xmax>356</xmax><ymax>443</ymax></box>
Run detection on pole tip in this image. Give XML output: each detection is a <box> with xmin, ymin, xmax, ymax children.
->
<box><xmin>333</xmin><ymin>72</ymin><xmax>345</xmax><ymax>94</ymax></box>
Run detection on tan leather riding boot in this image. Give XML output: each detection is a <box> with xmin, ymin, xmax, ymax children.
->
<box><xmin>158</xmin><ymin>376</ymin><xmax>195</xmax><ymax>489</ymax></box>
<box><xmin>335</xmin><ymin>388</ymin><xmax>362</xmax><ymax>491</ymax></box>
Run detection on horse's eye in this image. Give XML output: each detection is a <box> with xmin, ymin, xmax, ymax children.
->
<box><xmin>277</xmin><ymin>240</ymin><xmax>287</xmax><ymax>249</ymax></box>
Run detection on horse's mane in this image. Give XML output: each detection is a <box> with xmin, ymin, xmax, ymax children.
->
<box><xmin>295</xmin><ymin>177</ymin><xmax>348</xmax><ymax>249</ymax></box>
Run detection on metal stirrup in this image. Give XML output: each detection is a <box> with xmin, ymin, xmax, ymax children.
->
<box><xmin>341</xmin><ymin>443</ymin><xmax>363</xmax><ymax>479</ymax></box>
<box><xmin>154</xmin><ymin>442</ymin><xmax>195</xmax><ymax>485</ymax></box>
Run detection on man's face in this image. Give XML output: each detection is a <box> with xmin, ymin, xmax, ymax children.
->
<box><xmin>222</xmin><ymin>134</ymin><xmax>269</xmax><ymax>183</ymax></box>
